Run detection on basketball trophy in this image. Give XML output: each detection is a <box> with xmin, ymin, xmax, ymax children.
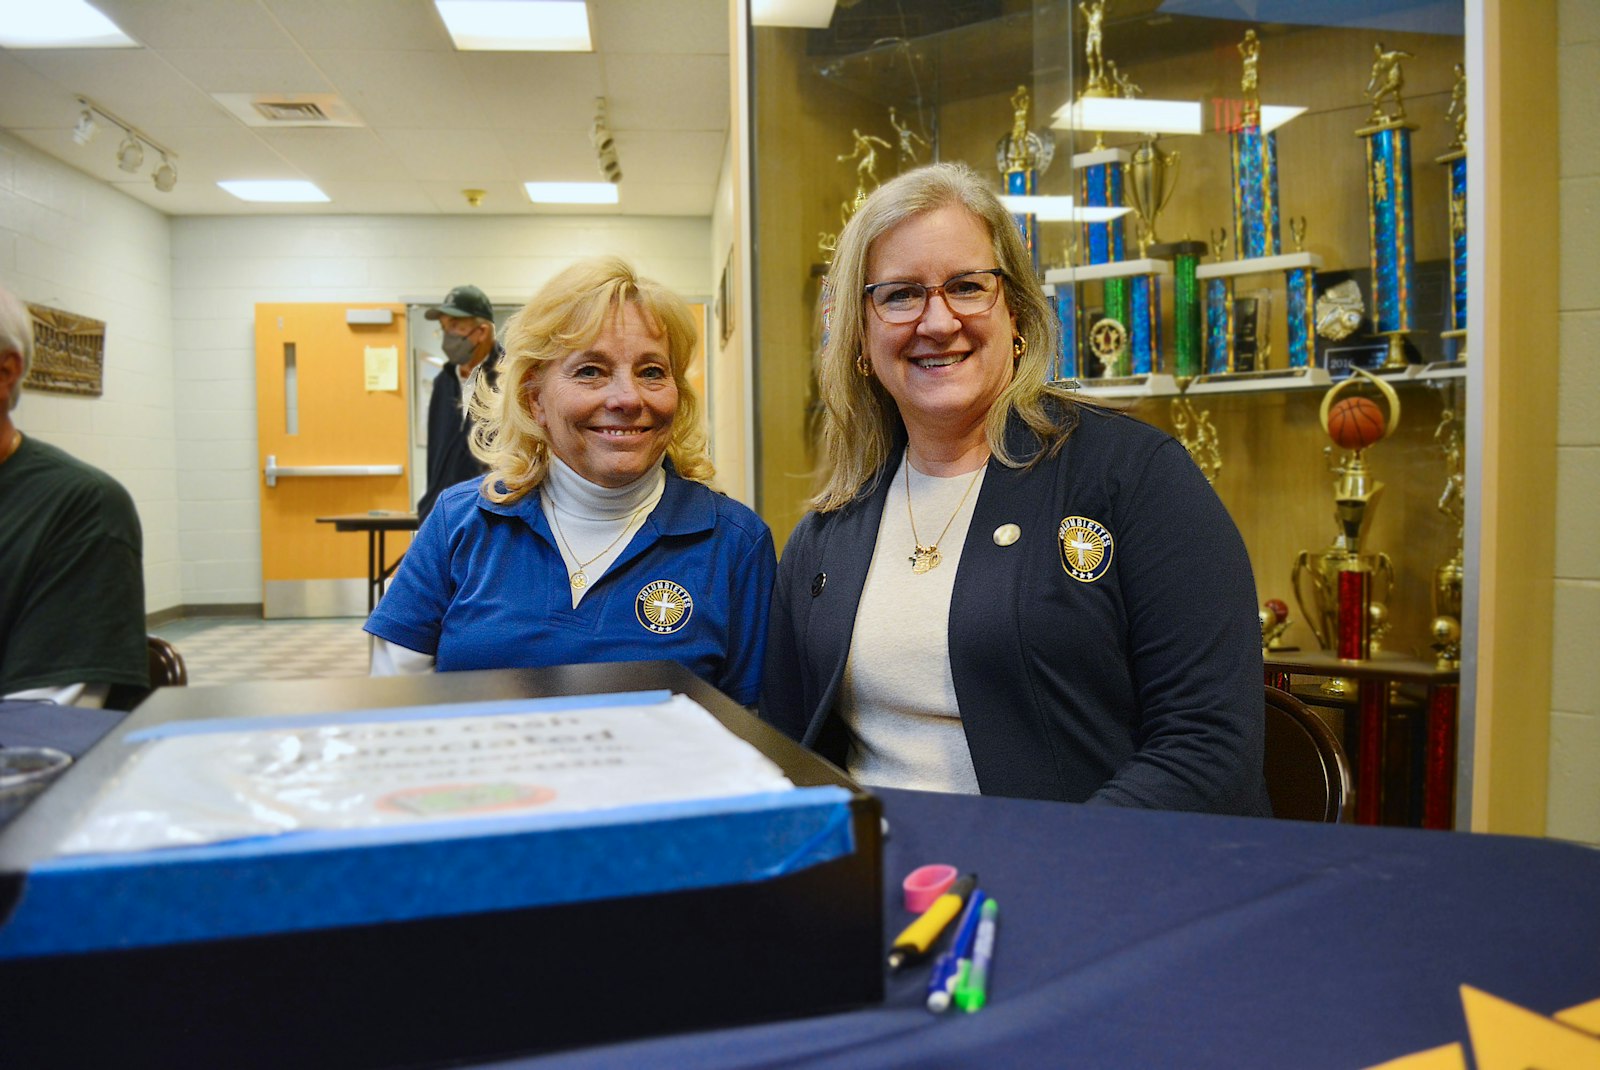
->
<box><xmin>1291</xmin><ymin>368</ymin><xmax>1402</xmax><ymax>668</ymax></box>
<box><xmin>1432</xmin><ymin>408</ymin><xmax>1465</xmax><ymax>668</ymax></box>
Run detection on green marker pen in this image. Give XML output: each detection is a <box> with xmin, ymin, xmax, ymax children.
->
<box><xmin>954</xmin><ymin>898</ymin><xmax>998</xmax><ymax>1012</ymax></box>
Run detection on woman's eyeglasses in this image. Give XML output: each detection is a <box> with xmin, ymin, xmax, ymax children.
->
<box><xmin>863</xmin><ymin>269</ymin><xmax>1005</xmax><ymax>324</ymax></box>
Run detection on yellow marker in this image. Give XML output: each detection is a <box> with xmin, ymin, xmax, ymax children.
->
<box><xmin>887</xmin><ymin>873</ymin><xmax>976</xmax><ymax>971</ymax></box>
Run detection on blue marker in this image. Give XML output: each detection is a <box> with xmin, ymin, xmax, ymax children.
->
<box><xmin>926</xmin><ymin>889</ymin><xmax>986</xmax><ymax>1013</ymax></box>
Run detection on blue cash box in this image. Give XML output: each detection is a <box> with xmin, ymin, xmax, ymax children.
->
<box><xmin>0</xmin><ymin>662</ymin><xmax>884</xmax><ymax>1068</ymax></box>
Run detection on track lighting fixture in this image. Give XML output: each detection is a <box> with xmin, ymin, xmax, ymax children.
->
<box><xmin>72</xmin><ymin>95</ymin><xmax>179</xmax><ymax>193</ymax></box>
<box><xmin>152</xmin><ymin>155</ymin><xmax>177</xmax><ymax>193</ymax></box>
<box><xmin>116</xmin><ymin>133</ymin><xmax>143</xmax><ymax>172</ymax></box>
<box><xmin>72</xmin><ymin>109</ymin><xmax>97</xmax><ymax>146</ymax></box>
<box><xmin>590</xmin><ymin>96</ymin><xmax>621</xmax><ymax>184</ymax></box>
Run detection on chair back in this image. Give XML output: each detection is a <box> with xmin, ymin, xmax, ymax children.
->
<box><xmin>147</xmin><ymin>635</ymin><xmax>188</xmax><ymax>688</ymax></box>
<box><xmin>1263</xmin><ymin>685</ymin><xmax>1351</xmax><ymax>823</ymax></box>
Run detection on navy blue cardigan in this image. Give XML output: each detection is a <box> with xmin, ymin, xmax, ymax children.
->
<box><xmin>760</xmin><ymin>404</ymin><xmax>1271</xmax><ymax>817</ymax></box>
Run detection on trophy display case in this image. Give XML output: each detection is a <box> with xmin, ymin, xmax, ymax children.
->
<box><xmin>749</xmin><ymin>1</ymin><xmax>1469</xmax><ymax>827</ymax></box>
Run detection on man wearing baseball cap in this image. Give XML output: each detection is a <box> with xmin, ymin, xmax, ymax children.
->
<box><xmin>419</xmin><ymin>283</ymin><xmax>502</xmax><ymax>519</ymax></box>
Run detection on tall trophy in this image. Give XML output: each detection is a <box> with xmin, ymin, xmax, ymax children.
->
<box><xmin>1292</xmin><ymin>369</ymin><xmax>1402</xmax><ymax>669</ymax></box>
<box><xmin>1436</xmin><ymin>63</ymin><xmax>1468</xmax><ymax>365</ymax></box>
<box><xmin>1192</xmin><ymin>30</ymin><xmax>1326</xmax><ymax>389</ymax></box>
<box><xmin>996</xmin><ymin>85</ymin><xmax>1055</xmax><ymax>274</ymax></box>
<box><xmin>1358</xmin><ymin>43</ymin><xmax>1419</xmax><ymax>372</ymax></box>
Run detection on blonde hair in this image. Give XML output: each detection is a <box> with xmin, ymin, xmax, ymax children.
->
<box><xmin>468</xmin><ymin>257</ymin><xmax>713</xmax><ymax>503</ymax></box>
<box><xmin>812</xmin><ymin>162</ymin><xmax>1076</xmax><ymax>511</ymax></box>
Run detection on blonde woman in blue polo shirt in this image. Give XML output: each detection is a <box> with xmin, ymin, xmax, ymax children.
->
<box><xmin>366</xmin><ymin>258</ymin><xmax>775</xmax><ymax>706</ymax></box>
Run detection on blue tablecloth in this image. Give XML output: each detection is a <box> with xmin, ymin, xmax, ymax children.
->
<box><xmin>487</xmin><ymin>787</ymin><xmax>1600</xmax><ymax>1070</ymax></box>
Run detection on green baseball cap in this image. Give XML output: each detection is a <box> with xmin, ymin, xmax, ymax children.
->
<box><xmin>425</xmin><ymin>284</ymin><xmax>493</xmax><ymax>322</ymax></box>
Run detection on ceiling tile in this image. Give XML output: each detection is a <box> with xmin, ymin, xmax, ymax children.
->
<box><xmin>620</xmin><ymin>183</ymin><xmax>714</xmax><ymax>216</ymax></box>
<box><xmin>0</xmin><ymin>53</ymin><xmax>74</xmax><ymax>128</ymax></box>
<box><xmin>266</xmin><ymin>0</ymin><xmax>454</xmax><ymax>51</ymax></box>
<box><xmin>591</xmin><ymin>0</ymin><xmax>729</xmax><ymax>55</ymax></box>
<box><xmin>310</xmin><ymin>50</ymin><xmax>482</xmax><ymax>129</ymax></box>
<box><xmin>375</xmin><ymin>129</ymin><xmax>518</xmax><ymax>182</ymax></box>
<box><xmin>92</xmin><ymin>0</ymin><xmax>299</xmax><ymax>50</ymax></box>
<box><xmin>458</xmin><ymin>53</ymin><xmax>605</xmax><ymax>131</ymax></box>
<box><xmin>9</xmin><ymin>50</ymin><xmax>235</xmax><ymax>131</ymax></box>
<box><xmin>603</xmin><ymin>53</ymin><xmax>728</xmax><ymax>131</ymax></box>
<box><xmin>419</xmin><ymin>181</ymin><xmax>534</xmax><ymax>214</ymax></box>
<box><xmin>159</xmin><ymin>49</ymin><xmax>333</xmax><ymax>95</ymax></box>
<box><xmin>255</xmin><ymin>128</ymin><xmax>411</xmax><ymax>181</ymax></box>
<box><xmin>312</xmin><ymin>180</ymin><xmax>440</xmax><ymax>213</ymax></box>
<box><xmin>496</xmin><ymin>129</ymin><xmax>606</xmax><ymax>183</ymax></box>
<box><xmin>612</xmin><ymin>130</ymin><xmax>726</xmax><ymax>185</ymax></box>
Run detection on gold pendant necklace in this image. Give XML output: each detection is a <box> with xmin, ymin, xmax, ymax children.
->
<box><xmin>905</xmin><ymin>454</ymin><xmax>985</xmax><ymax>574</ymax></box>
<box><xmin>549</xmin><ymin>505</ymin><xmax>644</xmax><ymax>590</ymax></box>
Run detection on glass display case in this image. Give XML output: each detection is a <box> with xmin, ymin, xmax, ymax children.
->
<box><xmin>749</xmin><ymin>0</ymin><xmax>1470</xmax><ymax>826</ymax></box>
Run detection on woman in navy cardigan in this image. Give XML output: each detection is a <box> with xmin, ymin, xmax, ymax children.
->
<box><xmin>761</xmin><ymin>163</ymin><xmax>1269</xmax><ymax>816</ymax></box>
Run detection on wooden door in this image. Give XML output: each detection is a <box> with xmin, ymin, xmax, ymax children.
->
<box><xmin>256</xmin><ymin>303</ymin><xmax>412</xmax><ymax>618</ymax></box>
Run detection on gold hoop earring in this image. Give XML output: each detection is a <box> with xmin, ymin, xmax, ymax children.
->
<box><xmin>1012</xmin><ymin>335</ymin><xmax>1028</xmax><ymax>360</ymax></box>
<box><xmin>856</xmin><ymin>352</ymin><xmax>872</xmax><ymax>377</ymax></box>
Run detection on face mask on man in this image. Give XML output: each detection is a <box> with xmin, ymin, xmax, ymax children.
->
<box><xmin>441</xmin><ymin>328</ymin><xmax>478</xmax><ymax>366</ymax></box>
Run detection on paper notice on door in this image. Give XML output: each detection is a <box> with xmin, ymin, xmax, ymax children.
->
<box><xmin>58</xmin><ymin>693</ymin><xmax>795</xmax><ymax>855</ymax></box>
<box><xmin>364</xmin><ymin>345</ymin><xmax>399</xmax><ymax>391</ymax></box>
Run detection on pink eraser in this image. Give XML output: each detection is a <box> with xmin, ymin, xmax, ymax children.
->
<box><xmin>902</xmin><ymin>863</ymin><xmax>959</xmax><ymax>913</ymax></box>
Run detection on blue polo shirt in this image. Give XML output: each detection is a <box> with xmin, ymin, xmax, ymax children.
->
<box><xmin>366</xmin><ymin>466</ymin><xmax>776</xmax><ymax>705</ymax></box>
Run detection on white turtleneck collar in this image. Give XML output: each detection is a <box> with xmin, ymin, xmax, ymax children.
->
<box><xmin>542</xmin><ymin>453</ymin><xmax>665</xmax><ymax>521</ymax></box>
<box><xmin>539</xmin><ymin>455</ymin><xmax>667</xmax><ymax>607</ymax></box>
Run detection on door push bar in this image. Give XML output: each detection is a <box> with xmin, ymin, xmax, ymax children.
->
<box><xmin>263</xmin><ymin>454</ymin><xmax>403</xmax><ymax>488</ymax></box>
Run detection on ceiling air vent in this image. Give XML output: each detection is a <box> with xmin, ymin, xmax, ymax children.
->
<box><xmin>212</xmin><ymin>93</ymin><xmax>364</xmax><ymax>128</ymax></box>
<box><xmin>254</xmin><ymin>100</ymin><xmax>330</xmax><ymax>123</ymax></box>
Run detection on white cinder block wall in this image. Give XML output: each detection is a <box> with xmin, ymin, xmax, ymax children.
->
<box><xmin>1549</xmin><ymin>0</ymin><xmax>1600</xmax><ymax>844</ymax></box>
<box><xmin>169</xmin><ymin>214</ymin><xmax>712</xmax><ymax>607</ymax></box>
<box><xmin>0</xmin><ymin>132</ymin><xmax>181</xmax><ymax>614</ymax></box>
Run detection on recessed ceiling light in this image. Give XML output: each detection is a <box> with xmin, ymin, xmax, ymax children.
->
<box><xmin>998</xmin><ymin>196</ymin><xmax>1132</xmax><ymax>223</ymax></box>
<box><xmin>1259</xmin><ymin>105</ymin><xmax>1308</xmax><ymax>134</ymax></box>
<box><xmin>751</xmin><ymin>0</ymin><xmax>836</xmax><ymax>27</ymax></box>
<box><xmin>0</xmin><ymin>0</ymin><xmax>138</xmax><ymax>47</ymax></box>
<box><xmin>1051</xmin><ymin>97</ymin><xmax>1203</xmax><ymax>136</ymax></box>
<box><xmin>524</xmin><ymin>182</ymin><xmax>619</xmax><ymax>205</ymax></box>
<box><xmin>218</xmin><ymin>180</ymin><xmax>330</xmax><ymax>203</ymax></box>
<box><xmin>435</xmin><ymin>1</ymin><xmax>592</xmax><ymax>51</ymax></box>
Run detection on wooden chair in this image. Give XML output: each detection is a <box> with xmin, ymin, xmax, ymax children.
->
<box><xmin>1263</xmin><ymin>685</ymin><xmax>1351</xmax><ymax>823</ymax></box>
<box><xmin>146</xmin><ymin>635</ymin><xmax>188</xmax><ymax>688</ymax></box>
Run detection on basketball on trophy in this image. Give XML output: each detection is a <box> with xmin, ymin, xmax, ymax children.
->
<box><xmin>1327</xmin><ymin>395</ymin><xmax>1386</xmax><ymax>451</ymax></box>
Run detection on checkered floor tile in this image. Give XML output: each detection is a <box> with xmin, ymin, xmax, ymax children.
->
<box><xmin>151</xmin><ymin>617</ymin><xmax>372</xmax><ymax>687</ymax></box>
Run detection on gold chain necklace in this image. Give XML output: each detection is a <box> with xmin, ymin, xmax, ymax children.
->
<box><xmin>549</xmin><ymin>505</ymin><xmax>644</xmax><ymax>590</ymax></box>
<box><xmin>904</xmin><ymin>456</ymin><xmax>985</xmax><ymax>574</ymax></box>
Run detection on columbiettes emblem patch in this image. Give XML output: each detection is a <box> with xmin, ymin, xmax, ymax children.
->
<box><xmin>1058</xmin><ymin>516</ymin><xmax>1114</xmax><ymax>582</ymax></box>
<box><xmin>636</xmin><ymin>580</ymin><xmax>694</xmax><ymax>634</ymax></box>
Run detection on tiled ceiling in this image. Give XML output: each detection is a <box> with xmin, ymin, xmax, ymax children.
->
<box><xmin>0</xmin><ymin>0</ymin><xmax>730</xmax><ymax>216</ymax></box>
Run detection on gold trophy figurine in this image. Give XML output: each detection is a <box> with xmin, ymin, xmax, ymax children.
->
<box><xmin>889</xmin><ymin>106</ymin><xmax>928</xmax><ymax>167</ymax></box>
<box><xmin>1292</xmin><ymin>370</ymin><xmax>1402</xmax><ymax>677</ymax></box>
<box><xmin>1171</xmin><ymin>397</ymin><xmax>1221</xmax><ymax>484</ymax></box>
<box><xmin>1239</xmin><ymin>29</ymin><xmax>1261</xmax><ymax>125</ymax></box>
<box><xmin>1446</xmin><ymin>63</ymin><xmax>1467</xmax><ymax>152</ymax></box>
<box><xmin>1366</xmin><ymin>42</ymin><xmax>1414</xmax><ymax>124</ymax></box>
<box><xmin>1126</xmin><ymin>138</ymin><xmax>1179</xmax><ymax>257</ymax></box>
<box><xmin>1079</xmin><ymin>1</ymin><xmax>1110</xmax><ymax>97</ymax></box>
<box><xmin>838</xmin><ymin>128</ymin><xmax>891</xmax><ymax>206</ymax></box>
<box><xmin>1289</xmin><ymin>216</ymin><xmax>1307</xmax><ymax>253</ymax></box>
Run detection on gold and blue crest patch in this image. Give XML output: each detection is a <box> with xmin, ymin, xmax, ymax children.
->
<box><xmin>1058</xmin><ymin>516</ymin><xmax>1114</xmax><ymax>582</ymax></box>
<box><xmin>636</xmin><ymin>579</ymin><xmax>694</xmax><ymax>634</ymax></box>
